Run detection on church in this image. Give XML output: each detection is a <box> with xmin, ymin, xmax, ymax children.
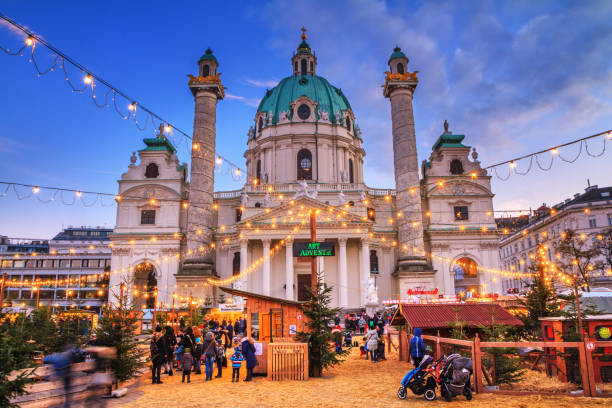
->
<box><xmin>108</xmin><ymin>31</ymin><xmax>502</xmax><ymax>311</ymax></box>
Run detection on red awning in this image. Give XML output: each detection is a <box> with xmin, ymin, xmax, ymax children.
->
<box><xmin>390</xmin><ymin>303</ymin><xmax>523</xmax><ymax>329</ymax></box>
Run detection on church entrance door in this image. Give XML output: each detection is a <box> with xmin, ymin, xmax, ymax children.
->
<box><xmin>297</xmin><ymin>274</ymin><xmax>311</xmax><ymax>301</ymax></box>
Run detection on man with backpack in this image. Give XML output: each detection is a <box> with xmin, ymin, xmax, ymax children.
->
<box><xmin>409</xmin><ymin>327</ymin><xmax>427</xmax><ymax>367</ymax></box>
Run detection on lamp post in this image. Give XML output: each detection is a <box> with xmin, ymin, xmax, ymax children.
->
<box><xmin>0</xmin><ymin>272</ymin><xmax>7</xmax><ymax>306</ymax></box>
<box><xmin>153</xmin><ymin>291</ymin><xmax>158</xmax><ymax>330</ymax></box>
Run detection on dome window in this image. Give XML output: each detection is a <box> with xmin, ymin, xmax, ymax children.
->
<box><xmin>145</xmin><ymin>163</ymin><xmax>159</xmax><ymax>178</ymax></box>
<box><xmin>450</xmin><ymin>159</ymin><xmax>464</xmax><ymax>175</ymax></box>
<box><xmin>297</xmin><ymin>149</ymin><xmax>312</xmax><ymax>180</ymax></box>
<box><xmin>396</xmin><ymin>62</ymin><xmax>404</xmax><ymax>75</ymax></box>
<box><xmin>301</xmin><ymin>59</ymin><xmax>307</xmax><ymax>75</ymax></box>
<box><xmin>258</xmin><ymin>117</ymin><xmax>264</xmax><ymax>133</ymax></box>
<box><xmin>310</xmin><ymin>61</ymin><xmax>313</xmax><ymax>72</ymax></box>
<box><xmin>294</xmin><ymin>61</ymin><xmax>298</xmax><ymax>73</ymax></box>
<box><xmin>345</xmin><ymin>117</ymin><xmax>351</xmax><ymax>130</ymax></box>
<box><xmin>202</xmin><ymin>64</ymin><xmax>210</xmax><ymax>77</ymax></box>
<box><xmin>297</xmin><ymin>104</ymin><xmax>311</xmax><ymax>120</ymax></box>
<box><xmin>348</xmin><ymin>159</ymin><xmax>354</xmax><ymax>183</ymax></box>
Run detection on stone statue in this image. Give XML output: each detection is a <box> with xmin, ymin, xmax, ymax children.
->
<box><xmin>318</xmin><ymin>109</ymin><xmax>330</xmax><ymax>123</ymax></box>
<box><xmin>130</xmin><ymin>152</ymin><xmax>137</xmax><ymax>166</ymax></box>
<box><xmin>240</xmin><ymin>190</ymin><xmax>248</xmax><ymax>208</ymax></box>
<box><xmin>293</xmin><ymin>179</ymin><xmax>317</xmax><ymax>199</ymax></box>
<box><xmin>359</xmin><ymin>190</ymin><xmax>366</xmax><ymax>202</ymax></box>
<box><xmin>267</xmin><ymin>111</ymin><xmax>273</xmax><ymax>125</ymax></box>
<box><xmin>260</xmin><ymin>112</ymin><xmax>267</xmax><ymax>128</ymax></box>
<box><xmin>247</xmin><ymin>126</ymin><xmax>255</xmax><ymax>139</ymax></box>
<box><xmin>263</xmin><ymin>191</ymin><xmax>271</xmax><ymax>207</ymax></box>
<box><xmin>365</xmin><ymin>276</ymin><xmax>379</xmax><ymax>305</ymax></box>
<box><xmin>443</xmin><ymin>119</ymin><xmax>450</xmax><ymax>134</ymax></box>
<box><xmin>355</xmin><ymin>124</ymin><xmax>362</xmax><ymax>138</ymax></box>
<box><xmin>340</xmin><ymin>170</ymin><xmax>348</xmax><ymax>183</ymax></box>
<box><xmin>335</xmin><ymin>111</ymin><xmax>341</xmax><ymax>124</ymax></box>
<box><xmin>471</xmin><ymin>147</ymin><xmax>479</xmax><ymax>161</ymax></box>
<box><xmin>337</xmin><ymin>190</ymin><xmax>346</xmax><ymax>204</ymax></box>
<box><xmin>278</xmin><ymin>110</ymin><xmax>290</xmax><ymax>123</ymax></box>
<box><xmin>157</xmin><ymin>123</ymin><xmax>165</xmax><ymax>139</ymax></box>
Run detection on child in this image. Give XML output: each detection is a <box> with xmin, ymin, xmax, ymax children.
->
<box><xmin>229</xmin><ymin>339</ymin><xmax>244</xmax><ymax>382</ymax></box>
<box><xmin>215</xmin><ymin>339</ymin><xmax>225</xmax><ymax>378</ymax></box>
<box><xmin>181</xmin><ymin>348</ymin><xmax>193</xmax><ymax>383</ymax></box>
<box><xmin>331</xmin><ymin>324</ymin><xmax>342</xmax><ymax>353</ymax></box>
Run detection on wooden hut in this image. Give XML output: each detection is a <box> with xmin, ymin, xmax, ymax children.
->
<box><xmin>219</xmin><ymin>287</ymin><xmax>308</xmax><ymax>377</ymax></box>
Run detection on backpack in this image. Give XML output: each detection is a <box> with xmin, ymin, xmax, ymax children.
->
<box><xmin>150</xmin><ymin>338</ymin><xmax>160</xmax><ymax>358</ymax></box>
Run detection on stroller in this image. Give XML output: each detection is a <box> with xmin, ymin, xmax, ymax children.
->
<box><xmin>344</xmin><ymin>332</ymin><xmax>353</xmax><ymax>348</ymax></box>
<box><xmin>397</xmin><ymin>355</ymin><xmax>441</xmax><ymax>401</ymax></box>
<box><xmin>439</xmin><ymin>353</ymin><xmax>473</xmax><ymax>402</ymax></box>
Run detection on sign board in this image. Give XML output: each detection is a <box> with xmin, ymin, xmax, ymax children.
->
<box><xmin>293</xmin><ymin>242</ymin><xmax>335</xmax><ymax>257</ymax></box>
<box><xmin>297</xmin><ymin>314</ymin><xmax>303</xmax><ymax>320</ymax></box>
<box><xmin>289</xmin><ymin>324</ymin><xmax>297</xmax><ymax>335</ymax></box>
<box><xmin>254</xmin><ymin>342</ymin><xmax>263</xmax><ymax>356</ymax></box>
<box><xmin>219</xmin><ymin>303</ymin><xmax>244</xmax><ymax>312</ymax></box>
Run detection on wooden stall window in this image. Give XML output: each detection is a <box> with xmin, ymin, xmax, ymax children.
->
<box><xmin>260</xmin><ymin>313</ymin><xmax>271</xmax><ymax>342</ymax></box>
<box><xmin>271</xmin><ymin>308</ymin><xmax>283</xmax><ymax>341</ymax></box>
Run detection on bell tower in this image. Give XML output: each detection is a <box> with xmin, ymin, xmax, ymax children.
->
<box><xmin>181</xmin><ymin>48</ymin><xmax>225</xmax><ymax>283</ymax></box>
<box><xmin>383</xmin><ymin>46</ymin><xmax>435</xmax><ymax>296</ymax></box>
<box><xmin>291</xmin><ymin>27</ymin><xmax>317</xmax><ymax>76</ymax></box>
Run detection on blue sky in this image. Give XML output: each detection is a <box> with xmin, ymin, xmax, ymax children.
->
<box><xmin>1</xmin><ymin>0</ymin><xmax>611</xmax><ymax>238</ymax></box>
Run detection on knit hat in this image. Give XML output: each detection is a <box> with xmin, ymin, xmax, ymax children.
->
<box><xmin>155</xmin><ymin>325</ymin><xmax>162</xmax><ymax>332</ymax></box>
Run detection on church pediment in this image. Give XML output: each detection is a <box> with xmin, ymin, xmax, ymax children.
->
<box><xmin>237</xmin><ymin>196</ymin><xmax>372</xmax><ymax>229</ymax></box>
<box><xmin>120</xmin><ymin>183</ymin><xmax>183</xmax><ymax>201</ymax></box>
<box><xmin>428</xmin><ymin>180</ymin><xmax>493</xmax><ymax>197</ymax></box>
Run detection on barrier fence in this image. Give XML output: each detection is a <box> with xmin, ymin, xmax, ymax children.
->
<box><xmin>267</xmin><ymin>342</ymin><xmax>309</xmax><ymax>381</ymax></box>
<box><xmin>396</xmin><ymin>330</ymin><xmax>610</xmax><ymax>398</ymax></box>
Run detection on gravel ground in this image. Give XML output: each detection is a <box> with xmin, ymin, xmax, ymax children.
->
<box><xmin>101</xmin><ymin>347</ymin><xmax>608</xmax><ymax>408</ymax></box>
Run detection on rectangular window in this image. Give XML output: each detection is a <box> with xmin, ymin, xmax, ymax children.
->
<box><xmin>608</xmin><ymin>213</ymin><xmax>612</xmax><ymax>226</ymax></box>
<box><xmin>1</xmin><ymin>260</ymin><xmax>11</xmax><ymax>268</ymax></box>
<box><xmin>141</xmin><ymin>210</ymin><xmax>156</xmax><ymax>225</ymax></box>
<box><xmin>13</xmin><ymin>260</ymin><xmax>25</xmax><ymax>268</ymax></box>
<box><xmin>454</xmin><ymin>206</ymin><xmax>468</xmax><ymax>221</ymax></box>
<box><xmin>528</xmin><ymin>237</ymin><xmax>532</xmax><ymax>247</ymax></box>
<box><xmin>71</xmin><ymin>259</ymin><xmax>81</xmax><ymax>268</ymax></box>
<box><xmin>589</xmin><ymin>216</ymin><xmax>597</xmax><ymax>228</ymax></box>
<box><xmin>520</xmin><ymin>241</ymin><xmax>525</xmax><ymax>250</ymax></box>
<box><xmin>235</xmin><ymin>208</ymin><xmax>242</xmax><ymax>222</ymax></box>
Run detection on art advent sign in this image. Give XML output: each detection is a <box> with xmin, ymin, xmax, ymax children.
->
<box><xmin>293</xmin><ymin>242</ymin><xmax>335</xmax><ymax>257</ymax></box>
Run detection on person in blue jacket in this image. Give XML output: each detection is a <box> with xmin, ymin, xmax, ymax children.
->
<box><xmin>409</xmin><ymin>327</ymin><xmax>427</xmax><ymax>367</ymax></box>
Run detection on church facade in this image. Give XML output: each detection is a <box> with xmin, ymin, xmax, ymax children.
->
<box><xmin>108</xmin><ymin>32</ymin><xmax>502</xmax><ymax>310</ymax></box>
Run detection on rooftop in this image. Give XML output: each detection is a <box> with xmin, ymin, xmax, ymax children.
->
<box><xmin>52</xmin><ymin>227</ymin><xmax>112</xmax><ymax>241</ymax></box>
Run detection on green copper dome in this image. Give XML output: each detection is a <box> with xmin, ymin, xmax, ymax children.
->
<box><xmin>297</xmin><ymin>40</ymin><xmax>311</xmax><ymax>54</ymax></box>
<box><xmin>199</xmin><ymin>47</ymin><xmax>217</xmax><ymax>63</ymax></box>
<box><xmin>388</xmin><ymin>46</ymin><xmax>408</xmax><ymax>64</ymax></box>
<box><xmin>256</xmin><ymin>75</ymin><xmax>353</xmax><ymax>127</ymax></box>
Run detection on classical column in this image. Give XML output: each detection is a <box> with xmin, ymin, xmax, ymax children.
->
<box><xmin>338</xmin><ymin>238</ymin><xmax>348</xmax><ymax>307</ymax></box>
<box><xmin>285</xmin><ymin>239</ymin><xmax>294</xmax><ymax>300</ymax></box>
<box><xmin>239</xmin><ymin>239</ymin><xmax>248</xmax><ymax>291</ymax></box>
<box><xmin>262</xmin><ymin>239</ymin><xmax>271</xmax><ymax>296</ymax></box>
<box><xmin>360</xmin><ymin>239</ymin><xmax>370</xmax><ymax>306</ymax></box>
<box><xmin>383</xmin><ymin>47</ymin><xmax>431</xmax><ymax>276</ymax></box>
<box><xmin>183</xmin><ymin>49</ymin><xmax>225</xmax><ymax>276</ymax></box>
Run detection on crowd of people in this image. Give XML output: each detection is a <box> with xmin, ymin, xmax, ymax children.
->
<box><xmin>150</xmin><ymin>317</ymin><xmax>257</xmax><ymax>384</ymax></box>
<box><xmin>331</xmin><ymin>311</ymin><xmax>391</xmax><ymax>363</ymax></box>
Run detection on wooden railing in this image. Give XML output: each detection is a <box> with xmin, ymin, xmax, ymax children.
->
<box><xmin>267</xmin><ymin>342</ymin><xmax>309</xmax><ymax>381</ymax></box>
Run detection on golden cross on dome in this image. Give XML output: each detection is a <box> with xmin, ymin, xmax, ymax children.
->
<box><xmin>301</xmin><ymin>26</ymin><xmax>307</xmax><ymax>40</ymax></box>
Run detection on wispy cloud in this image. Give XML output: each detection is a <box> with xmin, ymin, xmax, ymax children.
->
<box><xmin>246</xmin><ymin>79</ymin><xmax>279</xmax><ymax>88</ymax></box>
<box><xmin>225</xmin><ymin>93</ymin><xmax>260</xmax><ymax>108</ymax></box>
<box><xmin>225</xmin><ymin>93</ymin><xmax>245</xmax><ymax>100</ymax></box>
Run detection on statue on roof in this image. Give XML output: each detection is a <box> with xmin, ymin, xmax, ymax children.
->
<box><xmin>443</xmin><ymin>119</ymin><xmax>450</xmax><ymax>134</ymax></box>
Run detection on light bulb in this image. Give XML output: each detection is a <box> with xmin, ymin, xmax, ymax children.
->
<box><xmin>128</xmin><ymin>102</ymin><xmax>136</xmax><ymax>111</ymax></box>
<box><xmin>33</xmin><ymin>186</ymin><xmax>40</xmax><ymax>194</ymax></box>
<box><xmin>84</xmin><ymin>74</ymin><xmax>93</xmax><ymax>84</ymax></box>
<box><xmin>25</xmin><ymin>37</ymin><xmax>34</xmax><ymax>46</ymax></box>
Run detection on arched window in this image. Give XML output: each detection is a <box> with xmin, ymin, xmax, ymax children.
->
<box><xmin>256</xmin><ymin>160</ymin><xmax>262</xmax><ymax>182</ymax></box>
<box><xmin>202</xmin><ymin>64</ymin><xmax>210</xmax><ymax>77</ymax></box>
<box><xmin>145</xmin><ymin>163</ymin><xmax>159</xmax><ymax>178</ymax></box>
<box><xmin>367</xmin><ymin>207</ymin><xmax>375</xmax><ymax>220</ymax></box>
<box><xmin>134</xmin><ymin>263</ymin><xmax>157</xmax><ymax>309</ymax></box>
<box><xmin>450</xmin><ymin>159</ymin><xmax>464</xmax><ymax>175</ymax></box>
<box><xmin>294</xmin><ymin>61</ymin><xmax>298</xmax><ymax>73</ymax></box>
<box><xmin>310</xmin><ymin>61</ymin><xmax>313</xmax><ymax>72</ymax></box>
<box><xmin>254</xmin><ymin>202</ymin><xmax>261</xmax><ymax>208</ymax></box>
<box><xmin>232</xmin><ymin>252</ymin><xmax>240</xmax><ymax>276</ymax></box>
<box><xmin>453</xmin><ymin>257</ymin><xmax>478</xmax><ymax>280</ymax></box>
<box><xmin>369</xmin><ymin>250</ymin><xmax>379</xmax><ymax>274</ymax></box>
<box><xmin>258</xmin><ymin>117</ymin><xmax>263</xmax><ymax>133</ymax></box>
<box><xmin>297</xmin><ymin>149</ymin><xmax>312</xmax><ymax>180</ymax></box>
<box><xmin>345</xmin><ymin>117</ymin><xmax>351</xmax><ymax>130</ymax></box>
<box><xmin>348</xmin><ymin>159</ymin><xmax>354</xmax><ymax>183</ymax></box>
<box><xmin>301</xmin><ymin>59</ymin><xmax>307</xmax><ymax>75</ymax></box>
<box><xmin>397</xmin><ymin>62</ymin><xmax>404</xmax><ymax>74</ymax></box>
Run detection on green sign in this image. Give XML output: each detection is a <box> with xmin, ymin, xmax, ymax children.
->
<box><xmin>293</xmin><ymin>242</ymin><xmax>335</xmax><ymax>257</ymax></box>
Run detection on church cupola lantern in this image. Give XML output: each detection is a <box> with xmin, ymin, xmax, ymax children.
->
<box><xmin>198</xmin><ymin>47</ymin><xmax>218</xmax><ymax>78</ymax></box>
<box><xmin>387</xmin><ymin>45</ymin><xmax>409</xmax><ymax>75</ymax></box>
<box><xmin>292</xmin><ymin>27</ymin><xmax>317</xmax><ymax>76</ymax></box>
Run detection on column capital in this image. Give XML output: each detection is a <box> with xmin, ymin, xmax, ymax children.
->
<box><xmin>240</xmin><ymin>238</ymin><xmax>248</xmax><ymax>246</ymax></box>
<box><xmin>285</xmin><ymin>236</ymin><xmax>294</xmax><ymax>245</ymax></box>
<box><xmin>262</xmin><ymin>238</ymin><xmax>271</xmax><ymax>246</ymax></box>
<box><xmin>338</xmin><ymin>237</ymin><xmax>348</xmax><ymax>245</ymax></box>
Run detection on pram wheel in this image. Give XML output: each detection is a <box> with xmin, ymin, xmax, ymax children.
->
<box><xmin>463</xmin><ymin>387</ymin><xmax>472</xmax><ymax>401</ymax></box>
<box><xmin>397</xmin><ymin>386</ymin><xmax>407</xmax><ymax>400</ymax></box>
<box><xmin>441</xmin><ymin>385</ymin><xmax>452</xmax><ymax>402</ymax></box>
<box><xmin>424</xmin><ymin>388</ymin><xmax>436</xmax><ymax>401</ymax></box>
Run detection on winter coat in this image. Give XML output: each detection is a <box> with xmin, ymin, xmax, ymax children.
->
<box><xmin>163</xmin><ymin>327</ymin><xmax>176</xmax><ymax>357</ymax></box>
<box><xmin>180</xmin><ymin>332</ymin><xmax>195</xmax><ymax>351</ymax></box>
<box><xmin>234</xmin><ymin>321</ymin><xmax>240</xmax><ymax>335</ymax></box>
<box><xmin>180</xmin><ymin>352</ymin><xmax>193</xmax><ymax>371</ymax></box>
<box><xmin>202</xmin><ymin>332</ymin><xmax>217</xmax><ymax>359</ymax></box>
<box><xmin>365</xmin><ymin>328</ymin><xmax>379</xmax><ymax>351</ymax></box>
<box><xmin>409</xmin><ymin>328</ymin><xmax>427</xmax><ymax>358</ymax></box>
<box><xmin>358</xmin><ymin>317</ymin><xmax>366</xmax><ymax>328</ymax></box>
<box><xmin>241</xmin><ymin>338</ymin><xmax>258</xmax><ymax>368</ymax></box>
<box><xmin>227</xmin><ymin>324</ymin><xmax>234</xmax><ymax>340</ymax></box>
<box><xmin>230</xmin><ymin>347</ymin><xmax>244</xmax><ymax>368</ymax></box>
<box><xmin>151</xmin><ymin>333</ymin><xmax>166</xmax><ymax>365</ymax></box>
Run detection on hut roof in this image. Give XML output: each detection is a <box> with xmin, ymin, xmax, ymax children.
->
<box><xmin>219</xmin><ymin>287</ymin><xmax>305</xmax><ymax>307</ymax></box>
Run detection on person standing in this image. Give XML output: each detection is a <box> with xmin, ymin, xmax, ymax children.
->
<box><xmin>227</xmin><ymin>320</ymin><xmax>234</xmax><ymax>342</ymax></box>
<box><xmin>358</xmin><ymin>316</ymin><xmax>366</xmax><ymax>334</ymax></box>
<box><xmin>230</xmin><ymin>339</ymin><xmax>244</xmax><ymax>382</ymax></box>
<box><xmin>241</xmin><ymin>336</ymin><xmax>258</xmax><ymax>381</ymax></box>
<box><xmin>181</xmin><ymin>348</ymin><xmax>193</xmax><ymax>383</ymax></box>
<box><xmin>150</xmin><ymin>326</ymin><xmax>166</xmax><ymax>384</ymax></box>
<box><xmin>162</xmin><ymin>326</ymin><xmax>176</xmax><ymax>376</ymax></box>
<box><xmin>409</xmin><ymin>327</ymin><xmax>427</xmax><ymax>367</ymax></box>
<box><xmin>202</xmin><ymin>332</ymin><xmax>217</xmax><ymax>381</ymax></box>
<box><xmin>365</xmin><ymin>322</ymin><xmax>379</xmax><ymax>363</ymax></box>
<box><xmin>215</xmin><ymin>339</ymin><xmax>225</xmax><ymax>378</ymax></box>
<box><xmin>240</xmin><ymin>318</ymin><xmax>247</xmax><ymax>336</ymax></box>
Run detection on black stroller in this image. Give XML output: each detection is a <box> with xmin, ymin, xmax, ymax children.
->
<box><xmin>439</xmin><ymin>353</ymin><xmax>473</xmax><ymax>402</ymax></box>
<box><xmin>398</xmin><ymin>355</ymin><xmax>439</xmax><ymax>401</ymax></box>
<box><xmin>344</xmin><ymin>331</ymin><xmax>353</xmax><ymax>348</ymax></box>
